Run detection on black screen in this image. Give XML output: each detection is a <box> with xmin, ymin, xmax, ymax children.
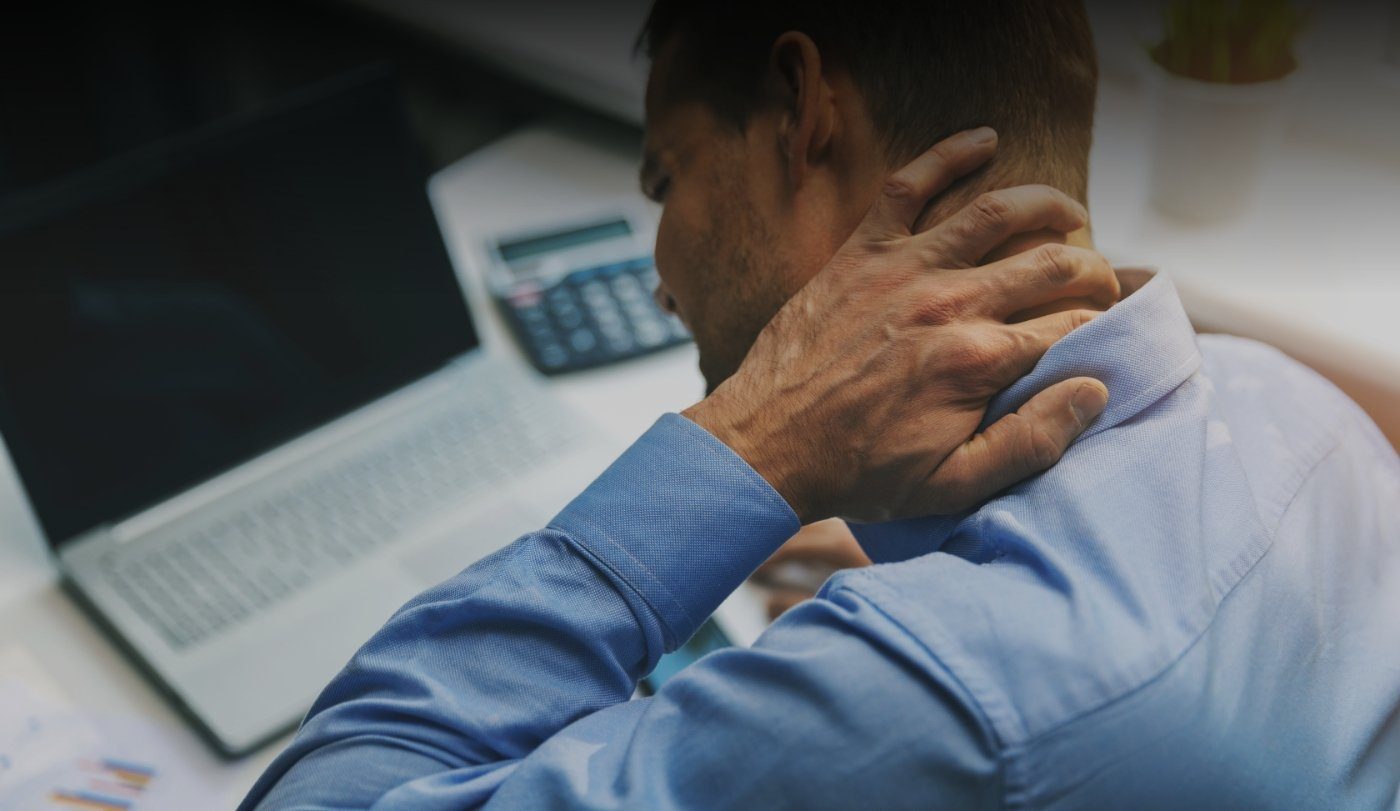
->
<box><xmin>0</xmin><ymin>72</ymin><xmax>479</xmax><ymax>545</ymax></box>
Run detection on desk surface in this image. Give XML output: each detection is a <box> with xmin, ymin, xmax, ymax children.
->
<box><xmin>1</xmin><ymin>74</ymin><xmax>1398</xmax><ymax>803</ymax></box>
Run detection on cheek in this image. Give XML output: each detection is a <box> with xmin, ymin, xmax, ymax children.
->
<box><xmin>652</xmin><ymin>209</ymin><xmax>679</xmax><ymax>290</ymax></box>
<box><xmin>652</xmin><ymin>194</ymin><xmax>713</xmax><ymax>319</ymax></box>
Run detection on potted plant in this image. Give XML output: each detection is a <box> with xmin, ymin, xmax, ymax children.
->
<box><xmin>1145</xmin><ymin>0</ymin><xmax>1309</xmax><ymax>221</ymax></box>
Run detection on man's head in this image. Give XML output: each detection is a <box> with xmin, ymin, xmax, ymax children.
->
<box><xmin>638</xmin><ymin>1</ymin><xmax>1098</xmax><ymax>391</ymax></box>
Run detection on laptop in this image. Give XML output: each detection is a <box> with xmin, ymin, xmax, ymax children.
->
<box><xmin>0</xmin><ymin>70</ymin><xmax>610</xmax><ymax>757</ymax></box>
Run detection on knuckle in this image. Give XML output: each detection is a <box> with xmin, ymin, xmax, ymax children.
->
<box><xmin>1065</xmin><ymin>308</ymin><xmax>1098</xmax><ymax>331</ymax></box>
<box><xmin>968</xmin><ymin>192</ymin><xmax>1014</xmax><ymax>233</ymax></box>
<box><xmin>907</xmin><ymin>295</ymin><xmax>961</xmax><ymax>327</ymax></box>
<box><xmin>945</xmin><ymin>330</ymin><xmax>1008</xmax><ymax>382</ymax></box>
<box><xmin>1022</xmin><ymin>418</ymin><xmax>1065</xmax><ymax>470</ymax></box>
<box><xmin>904</xmin><ymin>283</ymin><xmax>970</xmax><ymax>326</ymax></box>
<box><xmin>1031</xmin><ymin>243</ymin><xmax>1076</xmax><ymax>285</ymax></box>
<box><xmin>882</xmin><ymin>173</ymin><xmax>922</xmax><ymax>201</ymax></box>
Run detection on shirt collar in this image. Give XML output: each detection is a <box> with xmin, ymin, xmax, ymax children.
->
<box><xmin>851</xmin><ymin>269</ymin><xmax>1203</xmax><ymax>564</ymax></box>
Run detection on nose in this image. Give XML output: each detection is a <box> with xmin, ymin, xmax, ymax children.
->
<box><xmin>654</xmin><ymin>283</ymin><xmax>679</xmax><ymax>317</ymax></box>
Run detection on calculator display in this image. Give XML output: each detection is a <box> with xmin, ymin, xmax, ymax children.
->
<box><xmin>498</xmin><ymin>218</ymin><xmax>632</xmax><ymax>268</ymax></box>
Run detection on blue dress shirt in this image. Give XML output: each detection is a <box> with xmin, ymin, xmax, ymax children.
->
<box><xmin>241</xmin><ymin>273</ymin><xmax>1400</xmax><ymax>810</ymax></box>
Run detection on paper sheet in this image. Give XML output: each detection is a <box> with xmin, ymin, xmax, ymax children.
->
<box><xmin>0</xmin><ymin>646</ymin><xmax>227</xmax><ymax>810</ymax></box>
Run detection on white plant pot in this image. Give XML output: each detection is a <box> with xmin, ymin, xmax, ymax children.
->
<box><xmin>1145</xmin><ymin>59</ymin><xmax>1296</xmax><ymax>222</ymax></box>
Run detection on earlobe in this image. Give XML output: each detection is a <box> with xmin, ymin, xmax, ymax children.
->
<box><xmin>769</xmin><ymin>31</ymin><xmax>835</xmax><ymax>189</ymax></box>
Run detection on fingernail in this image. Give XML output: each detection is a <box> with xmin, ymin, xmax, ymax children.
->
<box><xmin>969</xmin><ymin>127</ymin><xmax>997</xmax><ymax>145</ymax></box>
<box><xmin>1071</xmin><ymin>382</ymin><xmax>1109</xmax><ymax>426</ymax></box>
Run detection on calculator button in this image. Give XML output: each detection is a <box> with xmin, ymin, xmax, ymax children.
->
<box><xmin>605</xmin><ymin>333</ymin><xmax>635</xmax><ymax>353</ymax></box>
<box><xmin>611</xmin><ymin>276</ymin><xmax>644</xmax><ymax>298</ymax></box>
<box><xmin>622</xmin><ymin>300</ymin><xmax>654</xmax><ymax>319</ymax></box>
<box><xmin>635</xmin><ymin>322</ymin><xmax>667</xmax><ymax>348</ymax></box>
<box><xmin>599</xmin><ymin>320</ymin><xmax>628</xmax><ymax>338</ymax></box>
<box><xmin>568</xmin><ymin>330</ymin><xmax>598</xmax><ymax>353</ymax></box>
<box><xmin>538</xmin><ymin>344</ymin><xmax>569</xmax><ymax>369</ymax></box>
<box><xmin>593</xmin><ymin>304</ymin><xmax>624</xmax><ymax>324</ymax></box>
<box><xmin>550</xmin><ymin>299</ymin><xmax>583</xmax><ymax>327</ymax></box>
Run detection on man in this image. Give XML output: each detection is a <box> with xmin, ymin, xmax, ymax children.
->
<box><xmin>243</xmin><ymin>2</ymin><xmax>1400</xmax><ymax>808</ymax></box>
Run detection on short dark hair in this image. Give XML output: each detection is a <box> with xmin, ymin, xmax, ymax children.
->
<box><xmin>639</xmin><ymin>1</ymin><xmax>1098</xmax><ymax>202</ymax></box>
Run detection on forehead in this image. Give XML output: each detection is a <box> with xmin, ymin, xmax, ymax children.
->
<box><xmin>643</xmin><ymin>36</ymin><xmax>685</xmax><ymax>124</ymax></box>
<box><xmin>641</xmin><ymin>97</ymin><xmax>727</xmax><ymax>178</ymax></box>
<box><xmin>642</xmin><ymin>39</ymin><xmax>725</xmax><ymax>154</ymax></box>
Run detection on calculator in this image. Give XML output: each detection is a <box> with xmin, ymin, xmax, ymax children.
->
<box><xmin>484</xmin><ymin>212</ymin><xmax>691</xmax><ymax>375</ymax></box>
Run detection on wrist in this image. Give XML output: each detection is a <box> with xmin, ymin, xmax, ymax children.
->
<box><xmin>682</xmin><ymin>393</ymin><xmax>819</xmax><ymax>524</ymax></box>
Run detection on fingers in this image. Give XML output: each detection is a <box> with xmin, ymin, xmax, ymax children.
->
<box><xmin>862</xmin><ymin>128</ymin><xmax>998</xmax><ymax>238</ymax></box>
<box><xmin>920</xmin><ymin>185</ymin><xmax>1088</xmax><ymax>268</ymax></box>
<box><xmin>976</xmin><ymin>244</ymin><xmax>1120</xmax><ymax>319</ymax></box>
<box><xmin>964</xmin><ymin>308</ymin><xmax>1100</xmax><ymax>395</ymax></box>
<box><xmin>1006</xmin><ymin>308</ymin><xmax>1101</xmax><ymax>366</ymax></box>
<box><xmin>917</xmin><ymin>378</ymin><xmax>1109</xmax><ymax>514</ymax></box>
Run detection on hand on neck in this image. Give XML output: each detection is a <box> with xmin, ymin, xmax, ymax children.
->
<box><xmin>985</xmin><ymin>225</ymin><xmax>1114</xmax><ymax>322</ymax></box>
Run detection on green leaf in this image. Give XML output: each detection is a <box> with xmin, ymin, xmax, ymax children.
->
<box><xmin>1149</xmin><ymin>0</ymin><xmax>1305</xmax><ymax>83</ymax></box>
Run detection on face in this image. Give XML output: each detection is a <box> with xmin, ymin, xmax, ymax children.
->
<box><xmin>641</xmin><ymin>102</ymin><xmax>794</xmax><ymax>392</ymax></box>
<box><xmin>640</xmin><ymin>42</ymin><xmax>878</xmax><ymax>393</ymax></box>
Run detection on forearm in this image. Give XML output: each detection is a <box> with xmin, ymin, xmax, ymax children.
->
<box><xmin>239</xmin><ymin>414</ymin><xmax>799</xmax><ymax>810</ymax></box>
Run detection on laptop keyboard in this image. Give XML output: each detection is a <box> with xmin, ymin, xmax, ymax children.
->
<box><xmin>101</xmin><ymin>377</ymin><xmax>577</xmax><ymax>651</ymax></box>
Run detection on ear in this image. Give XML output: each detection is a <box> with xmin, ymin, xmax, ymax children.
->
<box><xmin>767</xmin><ymin>31</ymin><xmax>836</xmax><ymax>189</ymax></box>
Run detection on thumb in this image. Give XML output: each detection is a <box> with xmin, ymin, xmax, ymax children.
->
<box><xmin>915</xmin><ymin>378</ymin><xmax>1108</xmax><ymax>515</ymax></box>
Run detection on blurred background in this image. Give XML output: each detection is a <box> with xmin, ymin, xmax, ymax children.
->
<box><xmin>2</xmin><ymin>0</ymin><xmax>1397</xmax><ymax>431</ymax></box>
<box><xmin>0</xmin><ymin>0</ymin><xmax>1396</xmax><ymax>805</ymax></box>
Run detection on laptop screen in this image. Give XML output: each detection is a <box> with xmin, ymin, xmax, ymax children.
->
<box><xmin>0</xmin><ymin>72</ymin><xmax>480</xmax><ymax>545</ymax></box>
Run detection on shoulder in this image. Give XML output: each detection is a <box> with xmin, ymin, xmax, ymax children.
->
<box><xmin>830</xmin><ymin>348</ymin><xmax>1266</xmax><ymax>744</ymax></box>
<box><xmin>1197</xmin><ymin>334</ymin><xmax>1395</xmax><ymax>514</ymax></box>
<box><xmin>834</xmin><ymin>336</ymin><xmax>1392</xmax><ymax>748</ymax></box>
<box><xmin>1197</xmin><ymin>334</ymin><xmax>1376</xmax><ymax>444</ymax></box>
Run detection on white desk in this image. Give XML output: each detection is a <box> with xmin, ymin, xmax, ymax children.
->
<box><xmin>1</xmin><ymin>88</ymin><xmax>1398</xmax><ymax>803</ymax></box>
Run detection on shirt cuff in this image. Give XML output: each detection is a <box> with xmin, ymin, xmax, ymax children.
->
<box><xmin>550</xmin><ymin>413</ymin><xmax>800</xmax><ymax>648</ymax></box>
